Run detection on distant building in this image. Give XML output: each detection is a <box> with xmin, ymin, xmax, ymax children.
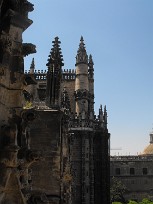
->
<box><xmin>110</xmin><ymin>131</ymin><xmax>153</xmax><ymax>201</ymax></box>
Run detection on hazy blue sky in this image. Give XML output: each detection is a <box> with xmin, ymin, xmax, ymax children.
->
<box><xmin>24</xmin><ymin>0</ymin><xmax>153</xmax><ymax>155</ymax></box>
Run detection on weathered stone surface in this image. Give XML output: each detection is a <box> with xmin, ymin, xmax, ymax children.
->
<box><xmin>29</xmin><ymin>111</ymin><xmax>62</xmax><ymax>195</ymax></box>
<box><xmin>0</xmin><ymin>1</ymin><xmax>110</xmax><ymax>203</ymax></box>
<box><xmin>0</xmin><ymin>0</ymin><xmax>38</xmax><ymax>203</ymax></box>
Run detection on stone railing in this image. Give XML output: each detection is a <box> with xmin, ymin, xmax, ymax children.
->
<box><xmin>62</xmin><ymin>69</ymin><xmax>76</xmax><ymax>80</ymax></box>
<box><xmin>25</xmin><ymin>70</ymin><xmax>47</xmax><ymax>80</ymax></box>
<box><xmin>110</xmin><ymin>155</ymin><xmax>153</xmax><ymax>161</ymax></box>
<box><xmin>25</xmin><ymin>69</ymin><xmax>76</xmax><ymax>81</ymax></box>
<box><xmin>69</xmin><ymin>112</ymin><xmax>93</xmax><ymax>129</ymax></box>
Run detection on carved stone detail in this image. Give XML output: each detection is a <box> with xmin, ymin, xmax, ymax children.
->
<box><xmin>22</xmin><ymin>43</ymin><xmax>36</xmax><ymax>56</ymax></box>
<box><xmin>74</xmin><ymin>89</ymin><xmax>90</xmax><ymax>100</ymax></box>
<box><xmin>61</xmin><ymin>88</ymin><xmax>71</xmax><ymax>111</ymax></box>
<box><xmin>76</xmin><ymin>36</ymin><xmax>88</xmax><ymax>65</ymax></box>
<box><xmin>0</xmin><ymin>0</ymin><xmax>34</xmax><ymax>17</ymax></box>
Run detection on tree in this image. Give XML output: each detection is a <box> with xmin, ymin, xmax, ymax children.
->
<box><xmin>111</xmin><ymin>177</ymin><xmax>127</xmax><ymax>203</ymax></box>
<box><xmin>139</xmin><ymin>198</ymin><xmax>153</xmax><ymax>204</ymax></box>
<box><xmin>127</xmin><ymin>200</ymin><xmax>138</xmax><ymax>204</ymax></box>
<box><xmin>112</xmin><ymin>202</ymin><xmax>123</xmax><ymax>204</ymax></box>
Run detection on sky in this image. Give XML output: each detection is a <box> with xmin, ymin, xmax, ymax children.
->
<box><xmin>23</xmin><ymin>0</ymin><xmax>153</xmax><ymax>156</ymax></box>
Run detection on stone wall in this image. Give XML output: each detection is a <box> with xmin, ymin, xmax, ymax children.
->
<box><xmin>94</xmin><ymin>130</ymin><xmax>110</xmax><ymax>204</ymax></box>
<box><xmin>29</xmin><ymin>111</ymin><xmax>63</xmax><ymax>199</ymax></box>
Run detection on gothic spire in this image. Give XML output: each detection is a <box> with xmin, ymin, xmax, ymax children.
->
<box><xmin>46</xmin><ymin>36</ymin><xmax>64</xmax><ymax>69</ymax></box>
<box><xmin>46</xmin><ymin>36</ymin><xmax>64</xmax><ymax>108</ymax></box>
<box><xmin>88</xmin><ymin>54</ymin><xmax>94</xmax><ymax>79</ymax></box>
<box><xmin>30</xmin><ymin>58</ymin><xmax>35</xmax><ymax>74</ymax></box>
<box><xmin>97</xmin><ymin>104</ymin><xmax>104</xmax><ymax>129</ymax></box>
<box><xmin>89</xmin><ymin>54</ymin><xmax>94</xmax><ymax>64</ymax></box>
<box><xmin>99</xmin><ymin>104</ymin><xmax>103</xmax><ymax>114</ymax></box>
<box><xmin>76</xmin><ymin>36</ymin><xmax>88</xmax><ymax>65</ymax></box>
<box><xmin>104</xmin><ymin>105</ymin><xmax>107</xmax><ymax>128</ymax></box>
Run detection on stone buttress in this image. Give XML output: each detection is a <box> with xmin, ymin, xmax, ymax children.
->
<box><xmin>0</xmin><ymin>1</ymin><xmax>40</xmax><ymax>204</ymax></box>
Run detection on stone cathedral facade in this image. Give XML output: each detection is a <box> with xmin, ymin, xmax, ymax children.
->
<box><xmin>0</xmin><ymin>1</ymin><xmax>110</xmax><ymax>204</ymax></box>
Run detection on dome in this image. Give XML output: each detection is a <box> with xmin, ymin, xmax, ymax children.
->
<box><xmin>142</xmin><ymin>144</ymin><xmax>153</xmax><ymax>155</ymax></box>
<box><xmin>142</xmin><ymin>131</ymin><xmax>153</xmax><ymax>155</ymax></box>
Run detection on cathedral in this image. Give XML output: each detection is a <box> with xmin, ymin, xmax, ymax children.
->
<box><xmin>0</xmin><ymin>1</ymin><xmax>110</xmax><ymax>204</ymax></box>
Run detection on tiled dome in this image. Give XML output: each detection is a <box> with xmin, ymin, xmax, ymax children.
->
<box><xmin>142</xmin><ymin>131</ymin><xmax>153</xmax><ymax>155</ymax></box>
<box><xmin>142</xmin><ymin>144</ymin><xmax>153</xmax><ymax>155</ymax></box>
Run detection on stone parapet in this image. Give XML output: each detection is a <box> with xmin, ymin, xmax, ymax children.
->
<box><xmin>62</xmin><ymin>69</ymin><xmax>76</xmax><ymax>80</ymax></box>
<box><xmin>25</xmin><ymin>70</ymin><xmax>47</xmax><ymax>81</ymax></box>
<box><xmin>110</xmin><ymin>155</ymin><xmax>153</xmax><ymax>161</ymax></box>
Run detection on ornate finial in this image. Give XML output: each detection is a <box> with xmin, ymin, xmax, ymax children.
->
<box><xmin>99</xmin><ymin>104</ymin><xmax>102</xmax><ymax>113</ymax></box>
<box><xmin>76</xmin><ymin>36</ymin><xmax>88</xmax><ymax>65</ymax></box>
<box><xmin>46</xmin><ymin>36</ymin><xmax>64</xmax><ymax>69</ymax></box>
<box><xmin>88</xmin><ymin>54</ymin><xmax>94</xmax><ymax>79</ymax></box>
<box><xmin>104</xmin><ymin>105</ymin><xmax>107</xmax><ymax>112</ymax></box>
<box><xmin>104</xmin><ymin>105</ymin><xmax>107</xmax><ymax>117</ymax></box>
<box><xmin>30</xmin><ymin>58</ymin><xmax>35</xmax><ymax>69</ymax></box>
<box><xmin>104</xmin><ymin>105</ymin><xmax>107</xmax><ymax>127</ymax></box>
<box><xmin>99</xmin><ymin>104</ymin><xmax>103</xmax><ymax>121</ymax></box>
<box><xmin>80</xmin><ymin>36</ymin><xmax>84</xmax><ymax>41</ymax></box>
<box><xmin>89</xmin><ymin>54</ymin><xmax>94</xmax><ymax>65</ymax></box>
<box><xmin>29</xmin><ymin>58</ymin><xmax>35</xmax><ymax>74</ymax></box>
<box><xmin>46</xmin><ymin>37</ymin><xmax>64</xmax><ymax>108</ymax></box>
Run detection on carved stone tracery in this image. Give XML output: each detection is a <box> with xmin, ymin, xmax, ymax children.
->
<box><xmin>74</xmin><ymin>89</ymin><xmax>90</xmax><ymax>100</ymax></box>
